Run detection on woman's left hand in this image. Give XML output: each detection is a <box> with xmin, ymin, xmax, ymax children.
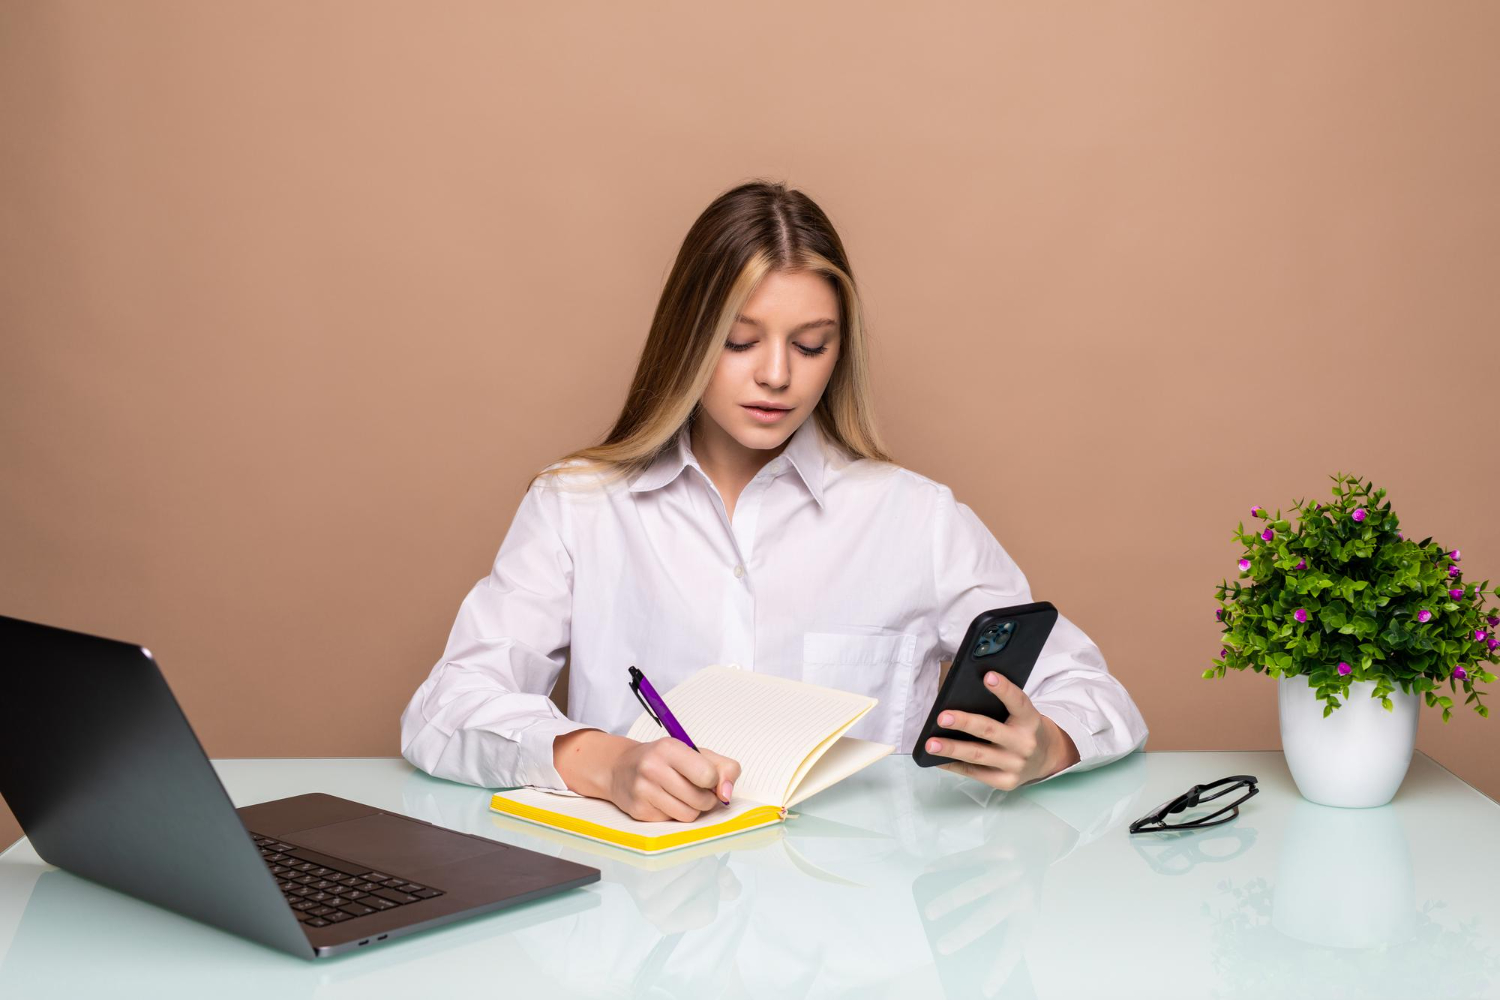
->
<box><xmin>925</xmin><ymin>670</ymin><xmax>1080</xmax><ymax>790</ymax></box>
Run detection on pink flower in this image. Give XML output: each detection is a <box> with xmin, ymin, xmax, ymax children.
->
<box><xmin>1418</xmin><ymin>609</ymin><xmax>1433</xmax><ymax>623</ymax></box>
<box><xmin>1337</xmin><ymin>661</ymin><xmax>1352</xmax><ymax>676</ymax></box>
<box><xmin>1295</xmin><ymin>558</ymin><xmax>1307</xmax><ymax>570</ymax></box>
<box><xmin>1238</xmin><ymin>558</ymin><xmax>1251</xmax><ymax>571</ymax></box>
<box><xmin>1449</xmin><ymin>565</ymin><xmax>1462</xmax><ymax>578</ymax></box>
<box><xmin>1396</xmin><ymin>531</ymin><xmax>1404</xmax><ymax>540</ymax></box>
<box><xmin>1454</xmin><ymin>666</ymin><xmax>1468</xmax><ymax>681</ymax></box>
<box><xmin>1294</xmin><ymin>608</ymin><xmax>1309</xmax><ymax>623</ymax></box>
<box><xmin>1215</xmin><ymin>608</ymin><xmax>1224</xmax><ymax>621</ymax></box>
<box><xmin>1352</xmin><ymin>508</ymin><xmax>1368</xmax><ymax>522</ymax></box>
<box><xmin>1450</xmin><ymin>549</ymin><xmax>1462</xmax><ymax>562</ymax></box>
<box><xmin>1251</xmin><ymin>504</ymin><xmax>1264</xmax><ymax>518</ymax></box>
<box><xmin>1450</xmin><ymin>587</ymin><xmax>1466</xmax><ymax>599</ymax></box>
<box><xmin>1477</xmin><ymin>630</ymin><xmax>1488</xmax><ymax>642</ymax></box>
<box><xmin>1488</xmin><ymin>616</ymin><xmax>1499</xmax><ymax>627</ymax></box>
<box><xmin>1220</xmin><ymin>647</ymin><xmax>1228</xmax><ymax>657</ymax></box>
<box><xmin>1489</xmin><ymin>637</ymin><xmax>1499</xmax><ymax>651</ymax></box>
<box><xmin>1261</xmin><ymin>527</ymin><xmax>1275</xmax><ymax>542</ymax></box>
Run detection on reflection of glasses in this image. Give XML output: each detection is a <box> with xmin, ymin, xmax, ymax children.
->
<box><xmin>1130</xmin><ymin>825</ymin><xmax>1257</xmax><ymax>875</ymax></box>
<box><xmin>1129</xmin><ymin>775</ymin><xmax>1258</xmax><ymax>834</ymax></box>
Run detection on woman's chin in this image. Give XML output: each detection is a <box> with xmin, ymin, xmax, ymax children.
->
<box><xmin>732</xmin><ymin>418</ymin><xmax>800</xmax><ymax>450</ymax></box>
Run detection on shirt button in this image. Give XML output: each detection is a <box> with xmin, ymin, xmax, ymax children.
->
<box><xmin>733</xmin><ymin>564</ymin><xmax>745</xmax><ymax>578</ymax></box>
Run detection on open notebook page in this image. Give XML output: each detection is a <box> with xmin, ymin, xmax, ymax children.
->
<box><xmin>784</xmin><ymin>736</ymin><xmax>893</xmax><ymax>809</ymax></box>
<box><xmin>625</xmin><ymin>665</ymin><xmax>877</xmax><ymax>806</ymax></box>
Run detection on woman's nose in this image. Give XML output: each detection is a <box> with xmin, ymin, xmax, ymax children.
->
<box><xmin>756</xmin><ymin>342</ymin><xmax>790</xmax><ymax>389</ymax></box>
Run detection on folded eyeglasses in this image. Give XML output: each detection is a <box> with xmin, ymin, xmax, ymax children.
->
<box><xmin>1129</xmin><ymin>775</ymin><xmax>1259</xmax><ymax>835</ymax></box>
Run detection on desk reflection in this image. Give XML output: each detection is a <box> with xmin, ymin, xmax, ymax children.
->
<box><xmin>1207</xmin><ymin>798</ymin><xmax>1497</xmax><ymax>999</ymax></box>
<box><xmin>9</xmin><ymin>753</ymin><xmax>1498</xmax><ymax>998</ymax></box>
<box><xmin>1130</xmin><ymin>821</ymin><xmax>1257</xmax><ymax>877</ymax></box>
<box><xmin>0</xmin><ymin>862</ymin><xmax>600</xmax><ymax>1000</ymax></box>
<box><xmin>389</xmin><ymin>755</ymin><xmax>1147</xmax><ymax>998</ymax></box>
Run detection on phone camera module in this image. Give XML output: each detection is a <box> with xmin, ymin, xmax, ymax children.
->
<box><xmin>972</xmin><ymin>620</ymin><xmax>1015</xmax><ymax>658</ymax></box>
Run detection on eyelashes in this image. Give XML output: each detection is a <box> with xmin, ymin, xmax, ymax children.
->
<box><xmin>725</xmin><ymin>341</ymin><xmax>829</xmax><ymax>357</ymax></box>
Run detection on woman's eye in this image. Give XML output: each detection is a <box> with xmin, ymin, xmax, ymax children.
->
<box><xmin>723</xmin><ymin>341</ymin><xmax>829</xmax><ymax>357</ymax></box>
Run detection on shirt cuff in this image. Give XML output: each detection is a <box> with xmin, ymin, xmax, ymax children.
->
<box><xmin>1030</xmin><ymin>702</ymin><xmax>1100</xmax><ymax>784</ymax></box>
<box><xmin>517</xmin><ymin>716</ymin><xmax>594</xmax><ymax>794</ymax></box>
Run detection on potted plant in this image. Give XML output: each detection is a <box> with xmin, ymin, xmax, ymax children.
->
<box><xmin>1206</xmin><ymin>472</ymin><xmax>1497</xmax><ymax>807</ymax></box>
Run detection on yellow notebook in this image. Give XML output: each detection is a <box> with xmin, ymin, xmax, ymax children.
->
<box><xmin>488</xmin><ymin>665</ymin><xmax>894</xmax><ymax>854</ymax></box>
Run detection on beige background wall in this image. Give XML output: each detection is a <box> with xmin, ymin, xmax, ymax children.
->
<box><xmin>3</xmin><ymin>2</ymin><xmax>1497</xmax><ymax>849</ymax></box>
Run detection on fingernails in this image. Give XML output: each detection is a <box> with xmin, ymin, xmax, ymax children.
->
<box><xmin>928</xmin><ymin>739</ymin><xmax>942</xmax><ymax>753</ymax></box>
<box><xmin>986</xmin><ymin>672</ymin><xmax>999</xmax><ymax>687</ymax></box>
<box><xmin>722</xmin><ymin>781</ymin><xmax>733</xmax><ymax>803</ymax></box>
<box><xmin>939</xmin><ymin>712</ymin><xmax>953</xmax><ymax>727</ymax></box>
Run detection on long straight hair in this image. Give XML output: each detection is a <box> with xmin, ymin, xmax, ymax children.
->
<box><xmin>531</xmin><ymin>180</ymin><xmax>892</xmax><ymax>491</ymax></box>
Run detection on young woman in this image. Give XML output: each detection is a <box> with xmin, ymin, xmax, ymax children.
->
<box><xmin>400</xmin><ymin>180</ymin><xmax>1148</xmax><ymax>823</ymax></box>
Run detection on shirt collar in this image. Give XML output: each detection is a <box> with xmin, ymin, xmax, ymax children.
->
<box><xmin>627</xmin><ymin>415</ymin><xmax>828</xmax><ymax>508</ymax></box>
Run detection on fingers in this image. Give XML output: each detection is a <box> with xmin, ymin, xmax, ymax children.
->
<box><xmin>657</xmin><ymin>739</ymin><xmax>722</xmax><ymax>790</ymax></box>
<box><xmin>642</xmin><ymin>740</ymin><xmax>720</xmax><ymax>815</ymax></box>
<box><xmin>623</xmin><ymin>740</ymin><xmax>741</xmax><ymax>822</ymax></box>
<box><xmin>983</xmin><ymin>671</ymin><xmax>1035</xmax><ymax>721</ymax></box>
<box><xmin>654</xmin><ymin>762</ymin><xmax>721</xmax><ymax>814</ymax></box>
<box><xmin>927</xmin><ymin>734</ymin><xmax>1026</xmax><ymax>773</ymax></box>
<box><xmin>938</xmin><ymin>759</ymin><xmax>1025</xmax><ymax>792</ymax></box>
<box><xmin>641</xmin><ymin>781</ymin><xmax>706</xmax><ymax>823</ymax></box>
<box><xmin>935</xmin><ymin>709</ymin><xmax>1038</xmax><ymax>759</ymax></box>
<box><xmin>618</xmin><ymin>780</ymin><xmax>692</xmax><ymax>823</ymax></box>
<box><xmin>699</xmin><ymin>748</ymin><xmax>742</xmax><ymax>801</ymax></box>
<box><xmin>621</xmin><ymin>799</ymin><xmax>672</xmax><ymax>822</ymax></box>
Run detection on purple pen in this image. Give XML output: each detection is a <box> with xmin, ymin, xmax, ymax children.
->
<box><xmin>628</xmin><ymin>665</ymin><xmax>697</xmax><ymax>750</ymax></box>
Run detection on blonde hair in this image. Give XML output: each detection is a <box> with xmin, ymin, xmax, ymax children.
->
<box><xmin>530</xmin><ymin>179</ymin><xmax>892</xmax><ymax>491</ymax></box>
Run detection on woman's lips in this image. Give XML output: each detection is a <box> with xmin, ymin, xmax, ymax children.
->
<box><xmin>742</xmin><ymin>404</ymin><xmax>793</xmax><ymax>423</ymax></box>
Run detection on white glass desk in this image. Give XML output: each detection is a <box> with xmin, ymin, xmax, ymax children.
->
<box><xmin>1</xmin><ymin>751</ymin><xmax>1497</xmax><ymax>999</ymax></box>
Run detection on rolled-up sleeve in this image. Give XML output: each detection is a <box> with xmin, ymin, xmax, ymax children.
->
<box><xmin>931</xmin><ymin>485</ymin><xmax>1148</xmax><ymax>779</ymax></box>
<box><xmin>399</xmin><ymin>481</ymin><xmax>591</xmax><ymax>791</ymax></box>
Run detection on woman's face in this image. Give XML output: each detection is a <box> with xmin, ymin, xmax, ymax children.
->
<box><xmin>697</xmin><ymin>269</ymin><xmax>842</xmax><ymax>453</ymax></box>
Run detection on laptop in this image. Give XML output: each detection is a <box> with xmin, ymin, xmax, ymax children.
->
<box><xmin>0</xmin><ymin>614</ymin><xmax>600</xmax><ymax>958</ymax></box>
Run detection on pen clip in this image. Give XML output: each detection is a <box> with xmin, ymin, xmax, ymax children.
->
<box><xmin>628</xmin><ymin>666</ymin><xmax>664</xmax><ymax>730</ymax></box>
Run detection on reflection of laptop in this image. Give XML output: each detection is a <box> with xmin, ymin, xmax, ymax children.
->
<box><xmin>0</xmin><ymin>614</ymin><xmax>600</xmax><ymax>958</ymax></box>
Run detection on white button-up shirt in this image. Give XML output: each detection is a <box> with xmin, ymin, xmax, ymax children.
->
<box><xmin>399</xmin><ymin>417</ymin><xmax>1149</xmax><ymax>792</ymax></box>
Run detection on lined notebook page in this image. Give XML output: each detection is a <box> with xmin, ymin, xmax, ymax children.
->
<box><xmin>784</xmin><ymin>736</ymin><xmax>893</xmax><ymax>809</ymax></box>
<box><xmin>624</xmin><ymin>665</ymin><xmax>875</xmax><ymax>806</ymax></box>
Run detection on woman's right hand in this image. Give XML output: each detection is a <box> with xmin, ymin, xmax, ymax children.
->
<box><xmin>554</xmin><ymin>730</ymin><xmax>740</xmax><ymax>822</ymax></box>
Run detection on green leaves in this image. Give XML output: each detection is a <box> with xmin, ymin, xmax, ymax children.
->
<box><xmin>1208</xmin><ymin>472</ymin><xmax>1495</xmax><ymax>722</ymax></box>
<box><xmin>1334</xmin><ymin>578</ymin><xmax>1368</xmax><ymax>603</ymax></box>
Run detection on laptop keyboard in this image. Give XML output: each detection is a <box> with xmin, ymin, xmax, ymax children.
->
<box><xmin>250</xmin><ymin>832</ymin><xmax>444</xmax><ymax>929</ymax></box>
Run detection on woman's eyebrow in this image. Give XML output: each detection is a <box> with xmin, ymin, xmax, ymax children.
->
<box><xmin>735</xmin><ymin>314</ymin><xmax>839</xmax><ymax>334</ymax></box>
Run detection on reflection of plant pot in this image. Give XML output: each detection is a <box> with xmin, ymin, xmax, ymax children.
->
<box><xmin>1277</xmin><ymin>677</ymin><xmax>1417</xmax><ymax>808</ymax></box>
<box><xmin>1272</xmin><ymin>798</ymin><xmax>1416</xmax><ymax>949</ymax></box>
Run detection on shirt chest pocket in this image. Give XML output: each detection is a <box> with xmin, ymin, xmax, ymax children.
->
<box><xmin>802</xmin><ymin>628</ymin><xmax>919</xmax><ymax>747</ymax></box>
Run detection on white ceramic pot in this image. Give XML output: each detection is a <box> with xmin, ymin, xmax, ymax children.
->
<box><xmin>1277</xmin><ymin>677</ymin><xmax>1418</xmax><ymax>808</ymax></box>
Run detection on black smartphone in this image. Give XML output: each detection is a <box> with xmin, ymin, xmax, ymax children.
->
<box><xmin>912</xmin><ymin>601</ymin><xmax>1058</xmax><ymax>767</ymax></box>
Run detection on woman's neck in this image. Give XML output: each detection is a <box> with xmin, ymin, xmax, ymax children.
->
<box><xmin>689</xmin><ymin>414</ymin><xmax>790</xmax><ymax>516</ymax></box>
